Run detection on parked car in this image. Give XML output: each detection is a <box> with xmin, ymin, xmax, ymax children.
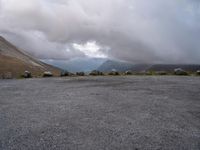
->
<box><xmin>174</xmin><ymin>68</ymin><xmax>188</xmax><ymax>75</ymax></box>
<box><xmin>60</xmin><ymin>70</ymin><xmax>70</xmax><ymax>77</ymax></box>
<box><xmin>23</xmin><ymin>71</ymin><xmax>32</xmax><ymax>78</ymax></box>
<box><xmin>196</xmin><ymin>70</ymin><xmax>200</xmax><ymax>75</ymax></box>
<box><xmin>125</xmin><ymin>70</ymin><xmax>132</xmax><ymax>75</ymax></box>
<box><xmin>43</xmin><ymin>71</ymin><xmax>53</xmax><ymax>77</ymax></box>
<box><xmin>108</xmin><ymin>69</ymin><xmax>120</xmax><ymax>75</ymax></box>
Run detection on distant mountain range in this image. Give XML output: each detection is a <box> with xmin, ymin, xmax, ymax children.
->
<box><xmin>0</xmin><ymin>36</ymin><xmax>61</xmax><ymax>78</ymax></box>
<box><xmin>1</xmin><ymin>35</ymin><xmax>199</xmax><ymax>78</ymax></box>
<box><xmin>98</xmin><ymin>60</ymin><xmax>200</xmax><ymax>72</ymax></box>
<box><xmin>42</xmin><ymin>58</ymin><xmax>107</xmax><ymax>73</ymax></box>
<box><xmin>147</xmin><ymin>64</ymin><xmax>200</xmax><ymax>72</ymax></box>
<box><xmin>98</xmin><ymin>60</ymin><xmax>153</xmax><ymax>72</ymax></box>
<box><xmin>98</xmin><ymin>60</ymin><xmax>134</xmax><ymax>72</ymax></box>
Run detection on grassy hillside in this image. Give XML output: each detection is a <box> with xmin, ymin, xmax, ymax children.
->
<box><xmin>0</xmin><ymin>36</ymin><xmax>61</xmax><ymax>78</ymax></box>
<box><xmin>0</xmin><ymin>55</ymin><xmax>60</xmax><ymax>78</ymax></box>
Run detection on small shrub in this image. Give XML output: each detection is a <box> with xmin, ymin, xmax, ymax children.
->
<box><xmin>156</xmin><ymin>71</ymin><xmax>167</xmax><ymax>75</ymax></box>
<box><xmin>89</xmin><ymin>70</ymin><xmax>103</xmax><ymax>76</ymax></box>
<box><xmin>2</xmin><ymin>72</ymin><xmax>13</xmax><ymax>79</ymax></box>
<box><xmin>108</xmin><ymin>71</ymin><xmax>119</xmax><ymax>76</ymax></box>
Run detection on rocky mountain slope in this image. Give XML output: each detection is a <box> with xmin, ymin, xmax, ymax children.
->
<box><xmin>0</xmin><ymin>36</ymin><xmax>61</xmax><ymax>78</ymax></box>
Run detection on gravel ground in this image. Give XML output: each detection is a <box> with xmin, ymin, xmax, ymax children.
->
<box><xmin>0</xmin><ymin>76</ymin><xmax>200</xmax><ymax>150</ymax></box>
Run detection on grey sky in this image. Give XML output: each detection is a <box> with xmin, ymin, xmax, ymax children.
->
<box><xmin>0</xmin><ymin>0</ymin><xmax>200</xmax><ymax>63</ymax></box>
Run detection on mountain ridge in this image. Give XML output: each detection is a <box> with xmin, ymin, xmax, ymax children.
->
<box><xmin>98</xmin><ymin>60</ymin><xmax>200</xmax><ymax>72</ymax></box>
<box><xmin>0</xmin><ymin>36</ymin><xmax>61</xmax><ymax>78</ymax></box>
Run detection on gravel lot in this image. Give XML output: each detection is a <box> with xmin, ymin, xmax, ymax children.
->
<box><xmin>0</xmin><ymin>76</ymin><xmax>200</xmax><ymax>150</ymax></box>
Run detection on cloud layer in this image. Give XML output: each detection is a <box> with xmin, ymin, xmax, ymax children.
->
<box><xmin>0</xmin><ymin>0</ymin><xmax>200</xmax><ymax>63</ymax></box>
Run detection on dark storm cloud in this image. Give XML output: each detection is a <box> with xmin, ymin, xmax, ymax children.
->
<box><xmin>0</xmin><ymin>0</ymin><xmax>200</xmax><ymax>63</ymax></box>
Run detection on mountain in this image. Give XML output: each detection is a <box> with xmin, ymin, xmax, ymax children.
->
<box><xmin>98</xmin><ymin>60</ymin><xmax>135</xmax><ymax>72</ymax></box>
<box><xmin>0</xmin><ymin>36</ymin><xmax>61</xmax><ymax>78</ymax></box>
<box><xmin>42</xmin><ymin>57</ymin><xmax>107</xmax><ymax>73</ymax></box>
<box><xmin>147</xmin><ymin>64</ymin><xmax>200</xmax><ymax>72</ymax></box>
<box><xmin>98</xmin><ymin>60</ymin><xmax>200</xmax><ymax>72</ymax></box>
<box><xmin>98</xmin><ymin>60</ymin><xmax>151</xmax><ymax>72</ymax></box>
